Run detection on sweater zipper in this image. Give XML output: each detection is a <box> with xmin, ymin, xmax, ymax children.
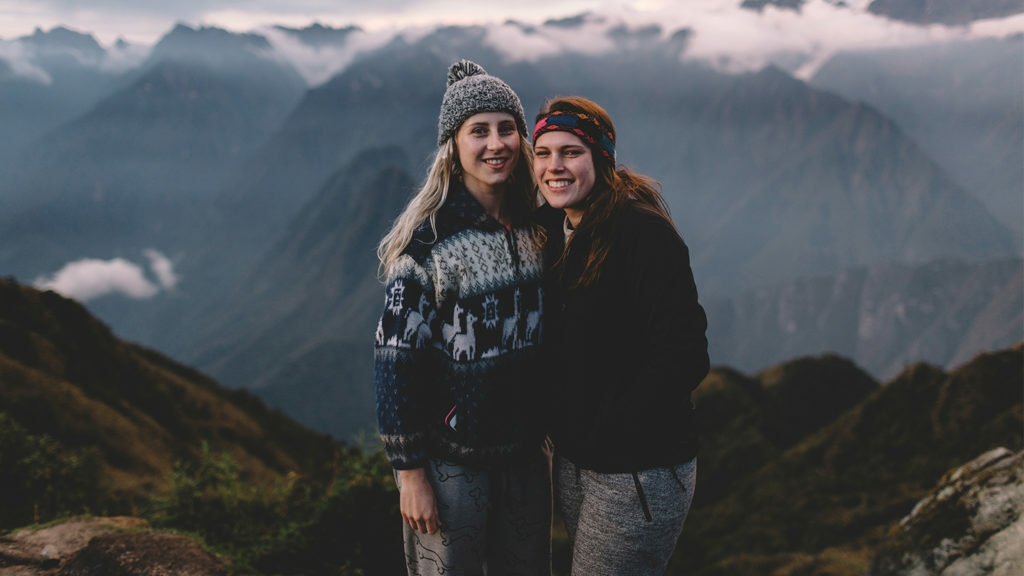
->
<box><xmin>503</xmin><ymin>225</ymin><xmax>526</xmax><ymax>341</ymax></box>
<box><xmin>503</xmin><ymin>224</ymin><xmax>520</xmax><ymax>276</ymax></box>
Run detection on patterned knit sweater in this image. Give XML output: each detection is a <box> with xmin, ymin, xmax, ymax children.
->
<box><xmin>375</xmin><ymin>185</ymin><xmax>546</xmax><ymax>470</ymax></box>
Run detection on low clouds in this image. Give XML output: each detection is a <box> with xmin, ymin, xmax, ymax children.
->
<box><xmin>34</xmin><ymin>250</ymin><xmax>180</xmax><ymax>302</ymax></box>
<box><xmin>0</xmin><ymin>33</ymin><xmax>149</xmax><ymax>84</ymax></box>
<box><xmin>259</xmin><ymin>25</ymin><xmax>394</xmax><ymax>86</ymax></box>
<box><xmin>144</xmin><ymin>249</ymin><xmax>180</xmax><ymax>292</ymax></box>
<box><xmin>2</xmin><ymin>1</ymin><xmax>1022</xmax><ymax>84</ymax></box>
<box><xmin>0</xmin><ymin>39</ymin><xmax>52</xmax><ymax>83</ymax></box>
<box><xmin>474</xmin><ymin>1</ymin><xmax>1011</xmax><ymax>79</ymax></box>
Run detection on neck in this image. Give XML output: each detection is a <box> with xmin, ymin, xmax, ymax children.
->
<box><xmin>465</xmin><ymin>181</ymin><xmax>507</xmax><ymax>224</ymax></box>
<box><xmin>565</xmin><ymin>207</ymin><xmax>584</xmax><ymax>228</ymax></box>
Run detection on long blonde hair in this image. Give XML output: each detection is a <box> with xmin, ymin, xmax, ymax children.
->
<box><xmin>377</xmin><ymin>133</ymin><xmax>537</xmax><ymax>278</ymax></box>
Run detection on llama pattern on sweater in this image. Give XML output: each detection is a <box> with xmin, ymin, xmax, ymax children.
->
<box><xmin>376</xmin><ymin>275</ymin><xmax>542</xmax><ymax>361</ymax></box>
<box><xmin>375</xmin><ymin>185</ymin><xmax>546</xmax><ymax>469</ymax></box>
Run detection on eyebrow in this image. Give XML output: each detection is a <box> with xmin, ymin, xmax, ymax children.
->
<box><xmin>466</xmin><ymin>119</ymin><xmax>515</xmax><ymax>127</ymax></box>
<box><xmin>536</xmin><ymin>143</ymin><xmax>587</xmax><ymax>150</ymax></box>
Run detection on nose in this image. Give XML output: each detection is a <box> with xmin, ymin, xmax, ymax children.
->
<box><xmin>548</xmin><ymin>153</ymin><xmax>565</xmax><ymax>171</ymax></box>
<box><xmin>486</xmin><ymin>131</ymin><xmax>505</xmax><ymax>150</ymax></box>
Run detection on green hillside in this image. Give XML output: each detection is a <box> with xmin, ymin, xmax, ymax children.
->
<box><xmin>674</xmin><ymin>345</ymin><xmax>1023</xmax><ymax>575</ymax></box>
<box><xmin>0</xmin><ymin>277</ymin><xmax>339</xmax><ymax>519</ymax></box>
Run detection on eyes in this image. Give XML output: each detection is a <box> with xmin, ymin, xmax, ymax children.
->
<box><xmin>468</xmin><ymin>123</ymin><xmax>517</xmax><ymax>137</ymax></box>
<box><xmin>534</xmin><ymin>147</ymin><xmax>586</xmax><ymax>159</ymax></box>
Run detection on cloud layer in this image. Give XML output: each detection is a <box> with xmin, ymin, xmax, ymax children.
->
<box><xmin>2</xmin><ymin>1</ymin><xmax>1022</xmax><ymax>85</ymax></box>
<box><xmin>34</xmin><ymin>250</ymin><xmax>179</xmax><ymax>302</ymax></box>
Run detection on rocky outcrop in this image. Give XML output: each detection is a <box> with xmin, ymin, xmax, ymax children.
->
<box><xmin>869</xmin><ymin>447</ymin><xmax>1024</xmax><ymax>576</ymax></box>
<box><xmin>0</xmin><ymin>517</ymin><xmax>227</xmax><ymax>576</ymax></box>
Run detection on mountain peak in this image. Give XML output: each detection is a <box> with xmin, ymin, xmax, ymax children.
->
<box><xmin>149</xmin><ymin>24</ymin><xmax>274</xmax><ymax>67</ymax></box>
<box><xmin>21</xmin><ymin>25</ymin><xmax>104</xmax><ymax>57</ymax></box>
<box><xmin>272</xmin><ymin>22</ymin><xmax>361</xmax><ymax>48</ymax></box>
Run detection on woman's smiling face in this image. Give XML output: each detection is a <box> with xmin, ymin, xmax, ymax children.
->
<box><xmin>533</xmin><ymin>130</ymin><xmax>596</xmax><ymax>225</ymax></box>
<box><xmin>455</xmin><ymin>111</ymin><xmax>521</xmax><ymax>196</ymax></box>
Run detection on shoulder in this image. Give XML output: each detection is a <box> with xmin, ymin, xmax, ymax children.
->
<box><xmin>617</xmin><ymin>203</ymin><xmax>685</xmax><ymax>249</ymax></box>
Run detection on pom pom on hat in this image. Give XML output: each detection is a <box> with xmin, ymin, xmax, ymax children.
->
<box><xmin>447</xmin><ymin>59</ymin><xmax>487</xmax><ymax>86</ymax></box>
<box><xmin>437</xmin><ymin>59</ymin><xmax>527</xmax><ymax>146</ymax></box>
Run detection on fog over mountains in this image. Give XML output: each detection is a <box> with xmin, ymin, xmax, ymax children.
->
<box><xmin>0</xmin><ymin>0</ymin><xmax>1021</xmax><ymax>439</ymax></box>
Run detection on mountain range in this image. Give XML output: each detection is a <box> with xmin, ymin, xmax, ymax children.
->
<box><xmin>2</xmin><ymin>279</ymin><xmax>1020</xmax><ymax>575</ymax></box>
<box><xmin>811</xmin><ymin>36</ymin><xmax>1024</xmax><ymax>239</ymax></box>
<box><xmin>0</xmin><ymin>2</ymin><xmax>1021</xmax><ymax>442</ymax></box>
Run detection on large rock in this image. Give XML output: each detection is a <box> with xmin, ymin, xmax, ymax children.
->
<box><xmin>0</xmin><ymin>517</ymin><xmax>227</xmax><ymax>576</ymax></box>
<box><xmin>869</xmin><ymin>447</ymin><xmax>1024</xmax><ymax>576</ymax></box>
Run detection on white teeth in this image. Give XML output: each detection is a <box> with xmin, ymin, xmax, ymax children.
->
<box><xmin>547</xmin><ymin>180</ymin><xmax>572</xmax><ymax>189</ymax></box>
<box><xmin>485</xmin><ymin>159</ymin><xmax>505</xmax><ymax>165</ymax></box>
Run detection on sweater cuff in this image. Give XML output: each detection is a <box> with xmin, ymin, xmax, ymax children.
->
<box><xmin>381</xmin><ymin>431</ymin><xmax>430</xmax><ymax>470</ymax></box>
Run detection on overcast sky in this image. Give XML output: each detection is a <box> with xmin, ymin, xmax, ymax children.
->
<box><xmin>1</xmin><ymin>0</ymin><xmax>1021</xmax><ymax>84</ymax></box>
<box><xmin>0</xmin><ymin>0</ymin><xmax>635</xmax><ymax>44</ymax></box>
<box><xmin>1</xmin><ymin>0</ymin><xmax>1021</xmax><ymax>45</ymax></box>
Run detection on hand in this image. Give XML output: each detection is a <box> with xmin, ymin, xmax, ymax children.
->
<box><xmin>398</xmin><ymin>468</ymin><xmax>441</xmax><ymax>535</ymax></box>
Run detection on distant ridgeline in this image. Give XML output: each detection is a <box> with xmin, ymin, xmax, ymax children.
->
<box><xmin>1</xmin><ymin>277</ymin><xmax>1021</xmax><ymax>576</ymax></box>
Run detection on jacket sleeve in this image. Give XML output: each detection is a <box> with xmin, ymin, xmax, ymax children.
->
<box><xmin>374</xmin><ymin>254</ymin><xmax>440</xmax><ymax>469</ymax></box>
<box><xmin>631</xmin><ymin>219</ymin><xmax>710</xmax><ymax>397</ymax></box>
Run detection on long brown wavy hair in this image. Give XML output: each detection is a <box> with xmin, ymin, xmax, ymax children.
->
<box><xmin>537</xmin><ymin>96</ymin><xmax>675</xmax><ymax>289</ymax></box>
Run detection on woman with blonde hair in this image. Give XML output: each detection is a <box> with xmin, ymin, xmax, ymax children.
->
<box><xmin>374</xmin><ymin>60</ymin><xmax>550</xmax><ymax>575</ymax></box>
<box><xmin>534</xmin><ymin>96</ymin><xmax>709</xmax><ymax>575</ymax></box>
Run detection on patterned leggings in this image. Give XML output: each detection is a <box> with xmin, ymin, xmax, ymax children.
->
<box><xmin>395</xmin><ymin>451</ymin><xmax>552</xmax><ymax>576</ymax></box>
<box><xmin>556</xmin><ymin>455</ymin><xmax>697</xmax><ymax>576</ymax></box>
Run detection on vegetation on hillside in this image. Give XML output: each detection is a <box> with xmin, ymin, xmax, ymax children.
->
<box><xmin>1</xmin><ymin>278</ymin><xmax>1021</xmax><ymax>575</ymax></box>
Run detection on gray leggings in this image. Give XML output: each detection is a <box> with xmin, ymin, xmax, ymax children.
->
<box><xmin>556</xmin><ymin>455</ymin><xmax>696</xmax><ymax>576</ymax></box>
<box><xmin>394</xmin><ymin>451</ymin><xmax>551</xmax><ymax>576</ymax></box>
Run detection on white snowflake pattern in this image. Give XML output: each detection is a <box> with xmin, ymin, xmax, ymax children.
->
<box><xmin>388</xmin><ymin>280</ymin><xmax>405</xmax><ymax>314</ymax></box>
<box><xmin>481</xmin><ymin>294</ymin><xmax>500</xmax><ymax>329</ymax></box>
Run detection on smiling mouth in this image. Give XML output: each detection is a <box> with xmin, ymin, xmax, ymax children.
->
<box><xmin>546</xmin><ymin>179</ymin><xmax>573</xmax><ymax>190</ymax></box>
<box><xmin>484</xmin><ymin>158</ymin><xmax>508</xmax><ymax>167</ymax></box>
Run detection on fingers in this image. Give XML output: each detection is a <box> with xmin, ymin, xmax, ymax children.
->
<box><xmin>402</xmin><ymin>512</ymin><xmax>441</xmax><ymax>534</ymax></box>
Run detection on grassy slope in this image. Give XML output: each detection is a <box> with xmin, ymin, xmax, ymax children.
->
<box><xmin>0</xmin><ymin>278</ymin><xmax>339</xmax><ymax>503</ymax></box>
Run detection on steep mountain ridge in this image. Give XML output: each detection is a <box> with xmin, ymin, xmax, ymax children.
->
<box><xmin>812</xmin><ymin>36</ymin><xmax>1024</xmax><ymax>239</ymax></box>
<box><xmin>187</xmin><ymin>147</ymin><xmax>415</xmax><ymax>438</ymax></box>
<box><xmin>0</xmin><ymin>27</ymin><xmax>125</xmax><ymax>163</ymax></box>
<box><xmin>707</xmin><ymin>257</ymin><xmax>1024</xmax><ymax>379</ymax></box>
<box><xmin>1</xmin><ymin>26</ymin><xmax>307</xmax><ymax>276</ymax></box>
<box><xmin>685</xmin><ymin>66</ymin><xmax>1016</xmax><ymax>293</ymax></box>
<box><xmin>0</xmin><ymin>278</ymin><xmax>338</xmax><ymax>507</ymax></box>
<box><xmin>213</xmin><ymin>44</ymin><xmax>444</xmax><ymax>248</ymax></box>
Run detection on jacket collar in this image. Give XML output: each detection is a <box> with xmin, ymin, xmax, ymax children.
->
<box><xmin>441</xmin><ymin>183</ymin><xmax>505</xmax><ymax>232</ymax></box>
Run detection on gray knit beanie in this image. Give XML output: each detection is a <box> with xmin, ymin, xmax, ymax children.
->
<box><xmin>437</xmin><ymin>59</ymin><xmax>527</xmax><ymax>146</ymax></box>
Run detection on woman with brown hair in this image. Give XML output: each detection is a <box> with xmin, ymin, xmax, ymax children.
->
<box><xmin>533</xmin><ymin>96</ymin><xmax>709</xmax><ymax>575</ymax></box>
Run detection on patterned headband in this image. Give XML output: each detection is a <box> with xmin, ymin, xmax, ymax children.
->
<box><xmin>532</xmin><ymin>110</ymin><xmax>616</xmax><ymax>163</ymax></box>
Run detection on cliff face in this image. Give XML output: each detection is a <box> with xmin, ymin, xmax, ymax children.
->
<box><xmin>706</xmin><ymin>258</ymin><xmax>1024</xmax><ymax>379</ymax></box>
<box><xmin>869</xmin><ymin>447</ymin><xmax>1024</xmax><ymax>576</ymax></box>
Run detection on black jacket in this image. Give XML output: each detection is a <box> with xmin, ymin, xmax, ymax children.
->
<box><xmin>540</xmin><ymin>202</ymin><xmax>709</xmax><ymax>472</ymax></box>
